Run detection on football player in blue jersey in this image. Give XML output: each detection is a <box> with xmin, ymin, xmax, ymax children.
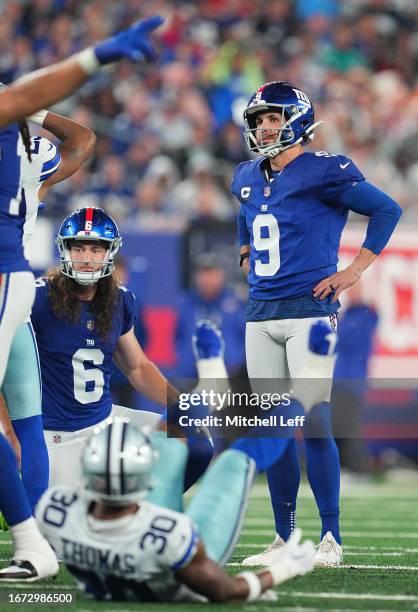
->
<box><xmin>232</xmin><ymin>81</ymin><xmax>402</xmax><ymax>566</ymax></box>
<box><xmin>0</xmin><ymin>14</ymin><xmax>164</xmax><ymax>580</ymax></box>
<box><xmin>0</xmin><ymin>14</ymin><xmax>164</xmax><ymax>389</ymax></box>
<box><xmin>31</xmin><ymin>207</ymin><xmax>183</xmax><ymax>487</ymax></box>
<box><xmin>0</xmin><ymin>106</ymin><xmax>96</xmax><ymax>517</ymax></box>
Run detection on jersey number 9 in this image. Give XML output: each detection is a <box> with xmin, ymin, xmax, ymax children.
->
<box><xmin>252</xmin><ymin>214</ymin><xmax>280</xmax><ymax>276</ymax></box>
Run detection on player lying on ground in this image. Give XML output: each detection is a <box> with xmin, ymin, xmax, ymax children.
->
<box><xmin>35</xmin><ymin>418</ymin><xmax>315</xmax><ymax>603</ymax></box>
<box><xmin>31</xmin><ymin>321</ymin><xmax>336</xmax><ymax>600</ymax></box>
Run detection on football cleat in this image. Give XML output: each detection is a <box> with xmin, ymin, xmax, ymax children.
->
<box><xmin>192</xmin><ymin>320</ymin><xmax>224</xmax><ymax>360</ymax></box>
<box><xmin>314</xmin><ymin>531</ymin><xmax>343</xmax><ymax>567</ymax></box>
<box><xmin>241</xmin><ymin>534</ymin><xmax>286</xmax><ymax>567</ymax></box>
<box><xmin>0</xmin><ymin>543</ymin><xmax>59</xmax><ymax>582</ymax></box>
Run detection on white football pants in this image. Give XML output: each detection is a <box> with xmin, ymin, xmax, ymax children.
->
<box><xmin>245</xmin><ymin>316</ymin><xmax>336</xmax><ymax>399</ymax></box>
<box><xmin>45</xmin><ymin>406</ymin><xmax>162</xmax><ymax>487</ymax></box>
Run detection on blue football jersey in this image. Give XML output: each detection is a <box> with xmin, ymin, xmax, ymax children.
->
<box><xmin>232</xmin><ymin>151</ymin><xmax>365</xmax><ymax>301</ymax></box>
<box><xmin>0</xmin><ymin>124</ymin><xmax>30</xmax><ymax>273</ymax></box>
<box><xmin>31</xmin><ymin>279</ymin><xmax>137</xmax><ymax>431</ymax></box>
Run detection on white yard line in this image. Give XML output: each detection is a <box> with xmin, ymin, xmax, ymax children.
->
<box><xmin>244</xmin><ymin>518</ymin><xmax>418</xmax><ymax>527</ymax></box>
<box><xmin>234</xmin><ymin>545</ymin><xmax>412</xmax><ymax>556</ymax></box>
<box><xmin>280</xmin><ymin>591</ymin><xmax>418</xmax><ymax>602</ymax></box>
<box><xmin>228</xmin><ymin>562</ymin><xmax>418</xmax><ymax>571</ymax></box>
<box><xmin>241</xmin><ymin>529</ymin><xmax>418</xmax><ymax>538</ymax></box>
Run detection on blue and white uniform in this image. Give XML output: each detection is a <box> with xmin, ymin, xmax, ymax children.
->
<box><xmin>0</xmin><ymin>124</ymin><xmax>34</xmax><ymax>387</ymax></box>
<box><xmin>36</xmin><ymin>487</ymin><xmax>201</xmax><ymax>602</ymax></box>
<box><xmin>232</xmin><ymin>151</ymin><xmax>401</xmax><ymax>380</ymax></box>
<box><xmin>2</xmin><ymin>136</ymin><xmax>61</xmax><ymax>420</ymax></box>
<box><xmin>31</xmin><ymin>281</ymin><xmax>136</xmax><ymax>432</ymax></box>
<box><xmin>31</xmin><ymin>280</ymin><xmax>140</xmax><ymax>486</ymax></box>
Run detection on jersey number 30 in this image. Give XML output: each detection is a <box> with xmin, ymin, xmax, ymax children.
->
<box><xmin>72</xmin><ymin>348</ymin><xmax>105</xmax><ymax>403</ymax></box>
<box><xmin>253</xmin><ymin>214</ymin><xmax>280</xmax><ymax>276</ymax></box>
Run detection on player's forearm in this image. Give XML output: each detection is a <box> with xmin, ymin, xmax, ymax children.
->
<box><xmin>43</xmin><ymin>111</ymin><xmax>96</xmax><ymax>158</ymax></box>
<box><xmin>348</xmin><ymin>247</ymin><xmax>377</xmax><ymax>278</ymax></box>
<box><xmin>0</xmin><ymin>60</ymin><xmax>89</xmax><ymax>127</ymax></box>
<box><xmin>127</xmin><ymin>360</ymin><xmax>179</xmax><ymax>406</ymax></box>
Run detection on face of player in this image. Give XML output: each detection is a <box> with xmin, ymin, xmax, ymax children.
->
<box><xmin>69</xmin><ymin>242</ymin><xmax>108</xmax><ymax>273</ymax></box>
<box><xmin>254</xmin><ymin>111</ymin><xmax>284</xmax><ymax>147</ymax></box>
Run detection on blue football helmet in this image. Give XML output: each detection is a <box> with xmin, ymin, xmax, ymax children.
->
<box><xmin>56</xmin><ymin>207</ymin><xmax>122</xmax><ymax>285</ymax></box>
<box><xmin>243</xmin><ymin>81</ymin><xmax>322</xmax><ymax>157</ymax></box>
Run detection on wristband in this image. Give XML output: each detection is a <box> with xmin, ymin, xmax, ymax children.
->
<box><xmin>75</xmin><ymin>47</ymin><xmax>101</xmax><ymax>75</ymax></box>
<box><xmin>239</xmin><ymin>252</ymin><xmax>250</xmax><ymax>267</ymax></box>
<box><xmin>26</xmin><ymin>109</ymin><xmax>48</xmax><ymax>126</ymax></box>
<box><xmin>237</xmin><ymin>572</ymin><xmax>262</xmax><ymax>602</ymax></box>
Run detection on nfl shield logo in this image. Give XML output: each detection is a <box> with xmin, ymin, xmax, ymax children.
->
<box><xmin>87</xmin><ymin>320</ymin><xmax>95</xmax><ymax>331</ymax></box>
<box><xmin>53</xmin><ymin>435</ymin><xmax>61</xmax><ymax>444</ymax></box>
<box><xmin>264</xmin><ymin>186</ymin><xmax>271</xmax><ymax>197</ymax></box>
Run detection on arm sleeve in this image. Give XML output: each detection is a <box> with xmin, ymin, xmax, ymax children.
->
<box><xmin>237</xmin><ymin>205</ymin><xmax>250</xmax><ymax>246</ymax></box>
<box><xmin>325</xmin><ymin>181</ymin><xmax>402</xmax><ymax>254</ymax></box>
<box><xmin>120</xmin><ymin>287</ymin><xmax>137</xmax><ymax>335</ymax></box>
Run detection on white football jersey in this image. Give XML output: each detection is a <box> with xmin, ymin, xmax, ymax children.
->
<box><xmin>36</xmin><ymin>486</ymin><xmax>203</xmax><ymax>603</ymax></box>
<box><xmin>20</xmin><ymin>136</ymin><xmax>61</xmax><ymax>255</ymax></box>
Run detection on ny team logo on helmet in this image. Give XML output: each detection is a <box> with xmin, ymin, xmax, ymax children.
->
<box><xmin>82</xmin><ymin>417</ymin><xmax>156</xmax><ymax>506</ymax></box>
<box><xmin>243</xmin><ymin>81</ymin><xmax>322</xmax><ymax>158</ymax></box>
<box><xmin>56</xmin><ymin>207</ymin><xmax>122</xmax><ymax>285</ymax></box>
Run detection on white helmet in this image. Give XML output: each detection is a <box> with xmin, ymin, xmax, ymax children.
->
<box><xmin>81</xmin><ymin>418</ymin><xmax>156</xmax><ymax>506</ymax></box>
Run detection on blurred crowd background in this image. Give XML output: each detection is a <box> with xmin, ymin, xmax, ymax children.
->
<box><xmin>2</xmin><ymin>0</ymin><xmax>418</xmax><ymax>226</ymax></box>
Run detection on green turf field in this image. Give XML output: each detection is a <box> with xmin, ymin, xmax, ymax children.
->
<box><xmin>0</xmin><ymin>479</ymin><xmax>417</xmax><ymax>611</ymax></box>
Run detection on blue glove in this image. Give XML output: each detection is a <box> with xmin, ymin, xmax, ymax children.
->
<box><xmin>192</xmin><ymin>320</ymin><xmax>225</xmax><ymax>360</ymax></box>
<box><xmin>308</xmin><ymin>320</ymin><xmax>337</xmax><ymax>356</ymax></box>
<box><xmin>94</xmin><ymin>15</ymin><xmax>164</xmax><ymax>65</ymax></box>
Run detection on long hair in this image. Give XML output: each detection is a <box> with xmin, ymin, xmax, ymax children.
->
<box><xmin>18</xmin><ymin>119</ymin><xmax>32</xmax><ymax>162</ymax></box>
<box><xmin>47</xmin><ymin>268</ymin><xmax>120</xmax><ymax>340</ymax></box>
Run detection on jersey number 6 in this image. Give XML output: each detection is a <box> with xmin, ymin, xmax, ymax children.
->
<box><xmin>252</xmin><ymin>214</ymin><xmax>280</xmax><ymax>276</ymax></box>
<box><xmin>72</xmin><ymin>348</ymin><xmax>105</xmax><ymax>404</ymax></box>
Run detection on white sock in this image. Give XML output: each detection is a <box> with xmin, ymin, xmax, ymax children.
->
<box><xmin>11</xmin><ymin>517</ymin><xmax>46</xmax><ymax>555</ymax></box>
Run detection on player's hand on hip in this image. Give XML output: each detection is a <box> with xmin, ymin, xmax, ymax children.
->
<box><xmin>313</xmin><ymin>265</ymin><xmax>362</xmax><ymax>303</ymax></box>
<box><xmin>94</xmin><ymin>15</ymin><xmax>164</xmax><ymax>65</ymax></box>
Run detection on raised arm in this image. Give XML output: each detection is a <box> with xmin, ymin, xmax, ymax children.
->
<box><xmin>37</xmin><ymin>112</ymin><xmax>96</xmax><ymax>199</ymax></box>
<box><xmin>0</xmin><ymin>15</ymin><xmax>164</xmax><ymax>127</ymax></box>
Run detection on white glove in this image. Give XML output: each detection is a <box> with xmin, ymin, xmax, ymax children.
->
<box><xmin>267</xmin><ymin>528</ymin><xmax>315</xmax><ymax>586</ymax></box>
